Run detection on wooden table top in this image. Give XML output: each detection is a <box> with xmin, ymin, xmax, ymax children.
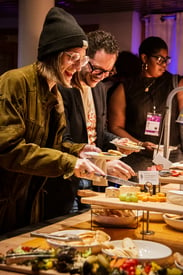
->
<box><xmin>0</xmin><ymin>210</ymin><xmax>183</xmax><ymax>274</ymax></box>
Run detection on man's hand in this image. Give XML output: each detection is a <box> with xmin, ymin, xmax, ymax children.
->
<box><xmin>79</xmin><ymin>144</ymin><xmax>101</xmax><ymax>158</ymax></box>
<box><xmin>106</xmin><ymin>159</ymin><xmax>136</xmax><ymax>180</ymax></box>
<box><xmin>74</xmin><ymin>158</ymin><xmax>105</xmax><ymax>179</ymax></box>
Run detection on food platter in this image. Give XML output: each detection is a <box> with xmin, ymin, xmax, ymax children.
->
<box><xmin>110</xmin><ymin>141</ymin><xmax>144</xmax><ymax>151</ymax></box>
<box><xmin>102</xmin><ymin>240</ymin><xmax>172</xmax><ymax>260</ymax></box>
<box><xmin>46</xmin><ymin>229</ymin><xmax>111</xmax><ymax>249</ymax></box>
<box><xmin>84</xmin><ymin>151</ymin><xmax>125</xmax><ymax>160</ymax></box>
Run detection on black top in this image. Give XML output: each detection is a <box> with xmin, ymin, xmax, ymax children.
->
<box><xmin>108</xmin><ymin>71</ymin><xmax>183</xmax><ymax>173</ymax></box>
<box><xmin>124</xmin><ymin>71</ymin><xmax>181</xmax><ymax>146</ymax></box>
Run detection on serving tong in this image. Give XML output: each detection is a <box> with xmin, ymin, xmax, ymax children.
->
<box><xmin>30</xmin><ymin>231</ymin><xmax>82</xmax><ymax>242</ymax></box>
<box><xmin>5</xmin><ymin>252</ymin><xmax>54</xmax><ymax>265</ymax></box>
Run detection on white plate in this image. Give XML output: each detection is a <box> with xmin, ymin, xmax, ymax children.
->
<box><xmin>175</xmin><ymin>261</ymin><xmax>183</xmax><ymax>270</ymax></box>
<box><xmin>85</xmin><ymin>151</ymin><xmax>125</xmax><ymax>160</ymax></box>
<box><xmin>102</xmin><ymin>240</ymin><xmax>172</xmax><ymax>260</ymax></box>
<box><xmin>47</xmin><ymin>229</ymin><xmax>110</xmax><ymax>249</ymax></box>
<box><xmin>110</xmin><ymin>141</ymin><xmax>144</xmax><ymax>151</ymax></box>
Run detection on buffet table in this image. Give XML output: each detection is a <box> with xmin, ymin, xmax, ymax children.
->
<box><xmin>0</xmin><ymin>208</ymin><xmax>183</xmax><ymax>274</ymax></box>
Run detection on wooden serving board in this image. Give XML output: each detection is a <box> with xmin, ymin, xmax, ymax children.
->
<box><xmin>0</xmin><ymin>263</ymin><xmax>67</xmax><ymax>275</ymax></box>
<box><xmin>0</xmin><ymin>238</ymin><xmax>68</xmax><ymax>275</ymax></box>
<box><xmin>81</xmin><ymin>195</ymin><xmax>183</xmax><ymax>215</ymax></box>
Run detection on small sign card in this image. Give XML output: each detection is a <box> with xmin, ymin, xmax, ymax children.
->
<box><xmin>138</xmin><ymin>171</ymin><xmax>159</xmax><ymax>185</ymax></box>
<box><xmin>153</xmin><ymin>153</ymin><xmax>172</xmax><ymax>169</ymax></box>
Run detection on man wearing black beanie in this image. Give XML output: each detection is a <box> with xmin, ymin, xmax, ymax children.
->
<box><xmin>0</xmin><ymin>7</ymin><xmax>104</xmax><ymax>234</ymax></box>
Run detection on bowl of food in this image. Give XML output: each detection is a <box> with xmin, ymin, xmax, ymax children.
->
<box><xmin>163</xmin><ymin>213</ymin><xmax>183</xmax><ymax>231</ymax></box>
<box><xmin>92</xmin><ymin>208</ymin><xmax>142</xmax><ymax>228</ymax></box>
<box><xmin>166</xmin><ymin>190</ymin><xmax>183</xmax><ymax>206</ymax></box>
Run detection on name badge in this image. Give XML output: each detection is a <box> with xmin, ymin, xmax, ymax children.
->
<box><xmin>145</xmin><ymin>112</ymin><xmax>162</xmax><ymax>136</ymax></box>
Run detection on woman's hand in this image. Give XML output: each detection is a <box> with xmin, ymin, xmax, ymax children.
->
<box><xmin>106</xmin><ymin>159</ymin><xmax>136</xmax><ymax>180</ymax></box>
<box><xmin>79</xmin><ymin>144</ymin><xmax>101</xmax><ymax>158</ymax></box>
<box><xmin>141</xmin><ymin>141</ymin><xmax>156</xmax><ymax>150</ymax></box>
<box><xmin>74</xmin><ymin>158</ymin><xmax>105</xmax><ymax>179</ymax></box>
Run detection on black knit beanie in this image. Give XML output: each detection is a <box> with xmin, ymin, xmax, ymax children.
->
<box><xmin>38</xmin><ymin>7</ymin><xmax>88</xmax><ymax>61</ymax></box>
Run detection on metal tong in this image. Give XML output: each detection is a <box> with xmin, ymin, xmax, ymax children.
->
<box><xmin>30</xmin><ymin>231</ymin><xmax>82</xmax><ymax>242</ymax></box>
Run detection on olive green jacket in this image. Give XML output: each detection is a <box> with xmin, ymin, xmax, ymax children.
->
<box><xmin>0</xmin><ymin>63</ymin><xmax>85</xmax><ymax>233</ymax></box>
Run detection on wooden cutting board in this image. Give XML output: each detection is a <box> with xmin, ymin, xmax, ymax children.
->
<box><xmin>81</xmin><ymin>195</ymin><xmax>183</xmax><ymax>215</ymax></box>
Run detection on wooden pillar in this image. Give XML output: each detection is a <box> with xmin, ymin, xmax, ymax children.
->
<box><xmin>18</xmin><ymin>0</ymin><xmax>54</xmax><ymax>67</ymax></box>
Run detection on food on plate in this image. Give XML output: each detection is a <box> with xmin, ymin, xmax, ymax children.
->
<box><xmin>111</xmin><ymin>138</ymin><xmax>144</xmax><ymax>150</ymax></box>
<box><xmin>0</xmin><ymin>243</ymin><xmax>181</xmax><ymax>274</ymax></box>
<box><xmin>78</xmin><ymin>230</ymin><xmax>110</xmax><ymax>245</ymax></box>
<box><xmin>103</xmin><ymin>237</ymin><xmax>139</xmax><ymax>258</ymax></box>
<box><xmin>107</xmin><ymin>149</ymin><xmax>123</xmax><ymax>156</ymax></box>
<box><xmin>122</xmin><ymin>237</ymin><xmax>139</xmax><ymax>258</ymax></box>
<box><xmin>49</xmin><ymin>230</ymin><xmax>111</xmax><ymax>247</ymax></box>
<box><xmin>92</xmin><ymin>208</ymin><xmax>136</xmax><ymax>219</ymax></box>
<box><xmin>92</xmin><ymin>208</ymin><xmax>141</xmax><ymax>228</ymax></box>
<box><xmin>105</xmin><ymin>186</ymin><xmax>120</xmax><ymax>198</ymax></box>
<box><xmin>99</xmin><ymin>149</ymin><xmax>123</xmax><ymax>157</ymax></box>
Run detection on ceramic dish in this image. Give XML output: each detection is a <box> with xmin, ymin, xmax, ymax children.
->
<box><xmin>46</xmin><ymin>229</ymin><xmax>111</xmax><ymax>249</ymax></box>
<box><xmin>102</xmin><ymin>240</ymin><xmax>172</xmax><ymax>260</ymax></box>
<box><xmin>175</xmin><ymin>261</ymin><xmax>183</xmax><ymax>270</ymax></box>
<box><xmin>163</xmin><ymin>214</ymin><xmax>183</xmax><ymax>231</ymax></box>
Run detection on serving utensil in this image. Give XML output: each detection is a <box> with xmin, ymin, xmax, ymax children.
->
<box><xmin>94</xmin><ymin>173</ymin><xmax>140</xmax><ymax>186</ymax></box>
<box><xmin>5</xmin><ymin>253</ymin><xmax>54</xmax><ymax>265</ymax></box>
<box><xmin>30</xmin><ymin>232</ymin><xmax>82</xmax><ymax>242</ymax></box>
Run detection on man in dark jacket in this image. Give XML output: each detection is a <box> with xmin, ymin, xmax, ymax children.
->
<box><xmin>54</xmin><ymin>30</ymin><xmax>135</xmax><ymax>212</ymax></box>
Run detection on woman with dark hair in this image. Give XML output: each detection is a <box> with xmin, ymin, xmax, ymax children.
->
<box><xmin>108</xmin><ymin>36</ymin><xmax>183</xmax><ymax>176</ymax></box>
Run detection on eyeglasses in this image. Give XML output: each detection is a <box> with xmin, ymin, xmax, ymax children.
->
<box><xmin>151</xmin><ymin>55</ymin><xmax>171</xmax><ymax>65</ymax></box>
<box><xmin>88</xmin><ymin>61</ymin><xmax>114</xmax><ymax>77</ymax></box>
<box><xmin>64</xmin><ymin>52</ymin><xmax>89</xmax><ymax>67</ymax></box>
